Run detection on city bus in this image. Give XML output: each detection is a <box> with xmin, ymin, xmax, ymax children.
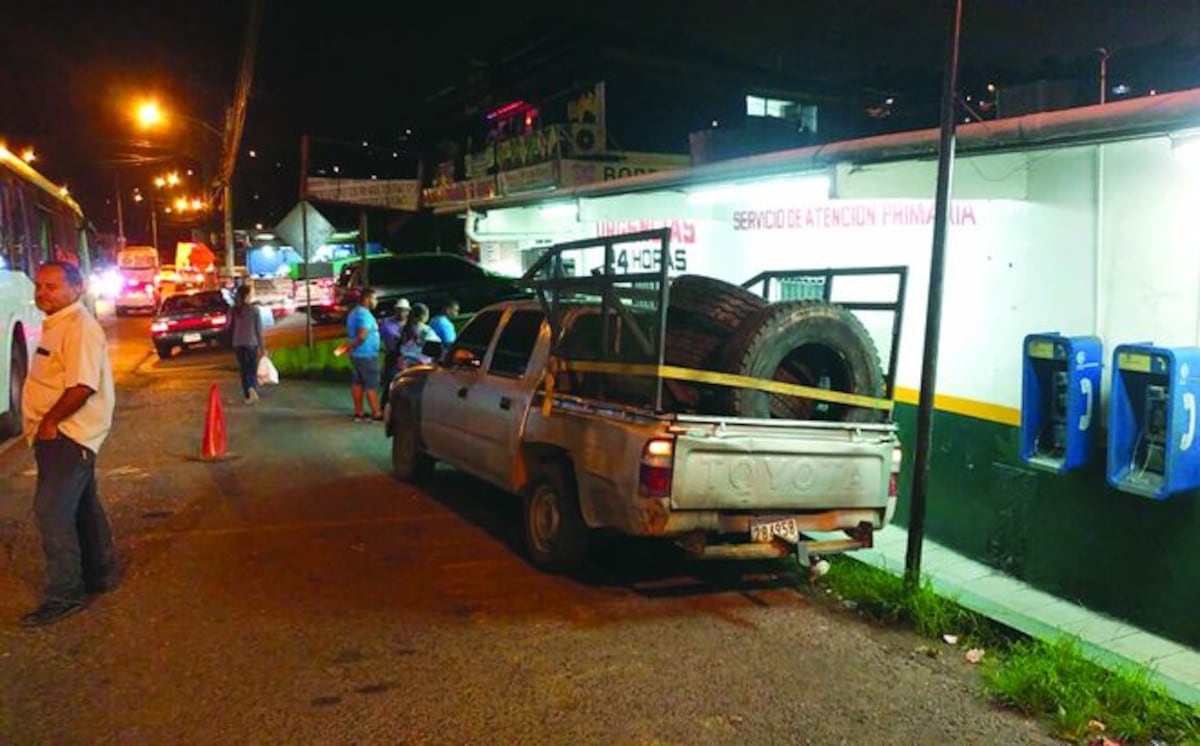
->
<box><xmin>0</xmin><ymin>143</ymin><xmax>92</xmax><ymax>438</ymax></box>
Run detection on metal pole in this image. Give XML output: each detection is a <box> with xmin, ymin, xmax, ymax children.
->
<box><xmin>151</xmin><ymin>201</ymin><xmax>159</xmax><ymax>252</ymax></box>
<box><xmin>223</xmin><ymin>108</ymin><xmax>236</xmax><ymax>276</ymax></box>
<box><xmin>300</xmin><ymin>134</ymin><xmax>313</xmax><ymax>351</ymax></box>
<box><xmin>904</xmin><ymin>0</ymin><xmax>963</xmax><ymax>593</ymax></box>
<box><xmin>1097</xmin><ymin>47</ymin><xmax>1110</xmax><ymax>105</ymax></box>
<box><xmin>114</xmin><ymin>173</ymin><xmax>125</xmax><ymax>247</ymax></box>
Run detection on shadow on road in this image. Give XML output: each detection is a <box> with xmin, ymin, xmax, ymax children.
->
<box><xmin>413</xmin><ymin>465</ymin><xmax>805</xmax><ymax>601</ymax></box>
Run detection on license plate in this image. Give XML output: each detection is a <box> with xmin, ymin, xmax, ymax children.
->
<box><xmin>750</xmin><ymin>517</ymin><xmax>800</xmax><ymax>544</ymax></box>
<box><xmin>183</xmin><ymin>333</ymin><xmax>202</xmax><ymax>344</ymax></box>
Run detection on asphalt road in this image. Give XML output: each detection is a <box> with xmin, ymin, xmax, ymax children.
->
<box><xmin>0</xmin><ymin>309</ymin><xmax>1059</xmax><ymax>745</ymax></box>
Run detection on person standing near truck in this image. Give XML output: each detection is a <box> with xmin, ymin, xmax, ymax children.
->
<box><xmin>345</xmin><ymin>287</ymin><xmax>382</xmax><ymax>421</ymax></box>
<box><xmin>429</xmin><ymin>299</ymin><xmax>459</xmax><ymax>345</ymax></box>
<box><xmin>379</xmin><ymin>298</ymin><xmax>411</xmax><ymax>400</ymax></box>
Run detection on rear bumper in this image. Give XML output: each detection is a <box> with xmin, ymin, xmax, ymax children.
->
<box><xmin>153</xmin><ymin>328</ymin><xmax>229</xmax><ymax>347</ymax></box>
<box><xmin>591</xmin><ymin>496</ymin><xmax>891</xmax><ymax>560</ymax></box>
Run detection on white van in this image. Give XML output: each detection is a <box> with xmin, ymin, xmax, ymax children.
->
<box><xmin>115</xmin><ymin>245</ymin><xmax>161</xmax><ymax>315</ymax></box>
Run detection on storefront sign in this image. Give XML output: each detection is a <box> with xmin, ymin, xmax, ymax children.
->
<box><xmin>731</xmin><ymin>199</ymin><xmax>981</xmax><ymax>231</ymax></box>
<box><xmin>422</xmin><ymin>178</ymin><xmax>497</xmax><ymax>205</ymax></box>
<box><xmin>498</xmin><ymin>161</ymin><xmax>559</xmax><ymax>194</ymax></box>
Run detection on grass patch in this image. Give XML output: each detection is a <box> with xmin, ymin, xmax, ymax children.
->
<box><xmin>822</xmin><ymin>556</ymin><xmax>1005</xmax><ymax>646</ymax></box>
<box><xmin>983</xmin><ymin>637</ymin><xmax>1200</xmax><ymax>744</ymax></box>
<box><xmin>818</xmin><ymin>557</ymin><xmax>1200</xmax><ymax>743</ymax></box>
<box><xmin>270</xmin><ymin>338</ymin><xmax>351</xmax><ymax>382</ymax></box>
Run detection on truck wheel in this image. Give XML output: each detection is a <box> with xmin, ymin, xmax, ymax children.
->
<box><xmin>0</xmin><ymin>337</ymin><xmax>26</xmax><ymax>439</ymax></box>
<box><xmin>155</xmin><ymin>343</ymin><xmax>173</xmax><ymax>360</ymax></box>
<box><xmin>715</xmin><ymin>301</ymin><xmax>886</xmax><ymax>423</ymax></box>
<box><xmin>391</xmin><ymin>415</ymin><xmax>433</xmax><ymax>482</ymax></box>
<box><xmin>524</xmin><ymin>461</ymin><xmax>590</xmax><ymax>573</ymax></box>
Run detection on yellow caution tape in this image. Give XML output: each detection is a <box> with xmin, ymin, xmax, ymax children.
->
<box><xmin>541</xmin><ymin>356</ymin><xmax>558</xmax><ymax>417</ymax></box>
<box><xmin>553</xmin><ymin>359</ymin><xmax>893</xmax><ymax>412</ymax></box>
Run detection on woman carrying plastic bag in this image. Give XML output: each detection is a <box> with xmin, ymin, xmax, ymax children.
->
<box><xmin>256</xmin><ymin>353</ymin><xmax>280</xmax><ymax>386</ymax></box>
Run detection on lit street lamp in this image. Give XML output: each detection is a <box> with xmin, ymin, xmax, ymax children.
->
<box><xmin>133</xmin><ymin>97</ymin><xmax>233</xmax><ymax>271</ymax></box>
<box><xmin>137</xmin><ymin>100</ymin><xmax>164</xmax><ymax>129</ymax></box>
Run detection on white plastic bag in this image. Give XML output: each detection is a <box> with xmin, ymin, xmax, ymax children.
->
<box><xmin>256</xmin><ymin>354</ymin><xmax>280</xmax><ymax>385</ymax></box>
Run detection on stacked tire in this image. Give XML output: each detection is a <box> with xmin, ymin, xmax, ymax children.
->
<box><xmin>663</xmin><ymin>275</ymin><xmax>886</xmax><ymax>423</ymax></box>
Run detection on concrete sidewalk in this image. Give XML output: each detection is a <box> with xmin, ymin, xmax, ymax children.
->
<box><xmin>818</xmin><ymin>525</ymin><xmax>1200</xmax><ymax>706</ymax></box>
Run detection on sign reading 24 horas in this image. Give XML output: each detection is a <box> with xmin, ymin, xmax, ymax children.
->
<box><xmin>596</xmin><ymin>219</ymin><xmax>694</xmax><ymax>274</ymax></box>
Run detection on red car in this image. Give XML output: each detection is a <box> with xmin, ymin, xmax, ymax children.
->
<box><xmin>150</xmin><ymin>290</ymin><xmax>232</xmax><ymax>359</ymax></box>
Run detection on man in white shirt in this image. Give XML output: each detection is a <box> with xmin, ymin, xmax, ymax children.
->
<box><xmin>20</xmin><ymin>261</ymin><xmax>118</xmax><ymax>627</ymax></box>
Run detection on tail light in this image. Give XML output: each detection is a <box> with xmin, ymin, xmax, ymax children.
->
<box><xmin>150</xmin><ymin>321</ymin><xmax>169</xmax><ymax>333</ymax></box>
<box><xmin>209</xmin><ymin>314</ymin><xmax>228</xmax><ymax>327</ymax></box>
<box><xmin>639</xmin><ymin>438</ymin><xmax>675</xmax><ymax>497</ymax></box>
<box><xmin>889</xmin><ymin>445</ymin><xmax>903</xmax><ymax>497</ymax></box>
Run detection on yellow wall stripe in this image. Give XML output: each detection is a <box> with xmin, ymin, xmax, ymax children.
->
<box><xmin>894</xmin><ymin>386</ymin><xmax>1020</xmax><ymax>427</ymax></box>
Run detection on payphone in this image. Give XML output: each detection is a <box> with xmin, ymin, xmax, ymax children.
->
<box><xmin>1107</xmin><ymin>343</ymin><xmax>1200</xmax><ymax>499</ymax></box>
<box><xmin>1020</xmin><ymin>333</ymin><xmax>1102</xmax><ymax>473</ymax></box>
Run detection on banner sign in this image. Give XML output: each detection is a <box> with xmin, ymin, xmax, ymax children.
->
<box><xmin>305</xmin><ymin>177</ymin><xmax>421</xmax><ymax>212</ymax></box>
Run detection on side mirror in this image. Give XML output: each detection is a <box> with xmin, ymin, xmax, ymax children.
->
<box><xmin>422</xmin><ymin>339</ymin><xmax>445</xmax><ymax>361</ymax></box>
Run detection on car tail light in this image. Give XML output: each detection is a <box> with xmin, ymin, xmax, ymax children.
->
<box><xmin>150</xmin><ymin>321</ymin><xmax>169</xmax><ymax>333</ymax></box>
<box><xmin>639</xmin><ymin>438</ymin><xmax>675</xmax><ymax>497</ymax></box>
<box><xmin>209</xmin><ymin>314</ymin><xmax>228</xmax><ymax>327</ymax></box>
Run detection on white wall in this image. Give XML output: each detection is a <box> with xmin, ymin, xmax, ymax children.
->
<box><xmin>472</xmin><ymin>132</ymin><xmax>1200</xmax><ymax>412</ymax></box>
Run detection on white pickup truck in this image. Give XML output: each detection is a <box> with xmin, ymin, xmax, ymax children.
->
<box><xmin>386</xmin><ymin>231</ymin><xmax>902</xmax><ymax>572</ymax></box>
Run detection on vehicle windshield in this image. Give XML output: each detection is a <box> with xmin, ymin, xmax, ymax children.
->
<box><xmin>160</xmin><ymin>292</ymin><xmax>227</xmax><ymax>314</ymax></box>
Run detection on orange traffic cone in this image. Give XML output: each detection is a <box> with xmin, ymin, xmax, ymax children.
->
<box><xmin>200</xmin><ymin>383</ymin><xmax>228</xmax><ymax>460</ymax></box>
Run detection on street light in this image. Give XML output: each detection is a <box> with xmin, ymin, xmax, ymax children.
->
<box><xmin>132</xmin><ymin>97</ymin><xmax>233</xmax><ymax>273</ymax></box>
<box><xmin>137</xmin><ymin>100</ymin><xmax>164</xmax><ymax>129</ymax></box>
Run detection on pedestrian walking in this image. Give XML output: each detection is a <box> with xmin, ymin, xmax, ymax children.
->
<box><xmin>229</xmin><ymin>284</ymin><xmax>265</xmax><ymax>404</ymax></box>
<box><xmin>429</xmin><ymin>299</ymin><xmax>459</xmax><ymax>344</ymax></box>
<box><xmin>379</xmin><ymin>298</ymin><xmax>411</xmax><ymax>401</ymax></box>
<box><xmin>21</xmin><ymin>261</ymin><xmax>118</xmax><ymax>627</ymax></box>
<box><xmin>345</xmin><ymin>287</ymin><xmax>382</xmax><ymax>421</ymax></box>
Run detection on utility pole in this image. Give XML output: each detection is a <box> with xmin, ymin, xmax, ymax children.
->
<box><xmin>904</xmin><ymin>0</ymin><xmax>963</xmax><ymax>593</ymax></box>
<box><xmin>150</xmin><ymin>199</ymin><xmax>159</xmax><ymax>252</ymax></box>
<box><xmin>220</xmin><ymin>0</ymin><xmax>265</xmax><ymax>276</ymax></box>
<box><xmin>114</xmin><ymin>173</ymin><xmax>126</xmax><ymax>248</ymax></box>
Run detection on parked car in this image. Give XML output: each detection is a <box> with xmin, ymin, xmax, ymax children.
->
<box><xmin>150</xmin><ymin>290</ymin><xmax>232</xmax><ymax>359</ymax></box>
<box><xmin>323</xmin><ymin>253</ymin><xmax>530</xmax><ymax>321</ymax></box>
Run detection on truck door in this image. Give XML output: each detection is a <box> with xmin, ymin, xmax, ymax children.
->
<box><xmin>421</xmin><ymin>309</ymin><xmax>504</xmax><ymax>473</ymax></box>
<box><xmin>466</xmin><ymin>309</ymin><xmax>547</xmax><ymax>486</ymax></box>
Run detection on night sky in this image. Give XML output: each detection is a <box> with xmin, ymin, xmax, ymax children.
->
<box><xmin>5</xmin><ymin>0</ymin><xmax>1200</xmax><ymax>239</ymax></box>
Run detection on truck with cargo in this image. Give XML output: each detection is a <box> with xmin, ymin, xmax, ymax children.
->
<box><xmin>385</xmin><ymin>229</ymin><xmax>903</xmax><ymax>572</ymax></box>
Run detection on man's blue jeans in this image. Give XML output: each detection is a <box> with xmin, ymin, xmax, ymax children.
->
<box><xmin>33</xmin><ymin>435</ymin><xmax>116</xmax><ymax>603</ymax></box>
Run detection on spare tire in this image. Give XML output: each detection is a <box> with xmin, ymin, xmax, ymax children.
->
<box><xmin>714</xmin><ymin>301</ymin><xmax>886</xmax><ymax>423</ymax></box>
<box><xmin>663</xmin><ymin>275</ymin><xmax>766</xmax><ymax>370</ymax></box>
